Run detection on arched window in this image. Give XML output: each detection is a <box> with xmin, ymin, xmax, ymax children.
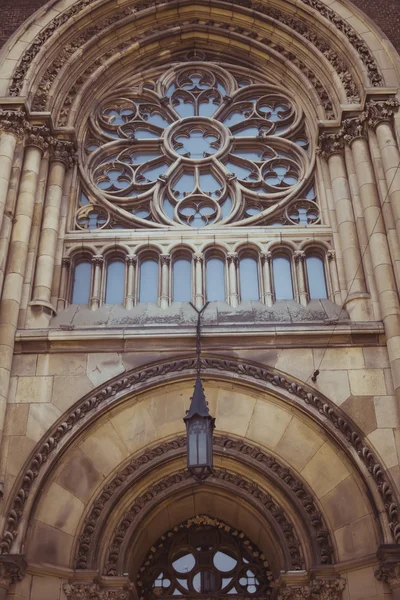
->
<box><xmin>306</xmin><ymin>255</ymin><xmax>328</xmax><ymax>299</ymax></box>
<box><xmin>239</xmin><ymin>256</ymin><xmax>259</xmax><ymax>301</ymax></box>
<box><xmin>173</xmin><ymin>258</ymin><xmax>192</xmax><ymax>302</ymax></box>
<box><xmin>139</xmin><ymin>517</ymin><xmax>272</xmax><ymax>600</ymax></box>
<box><xmin>71</xmin><ymin>261</ymin><xmax>92</xmax><ymax>304</ymax></box>
<box><xmin>272</xmin><ymin>256</ymin><xmax>293</xmax><ymax>300</ymax></box>
<box><xmin>140</xmin><ymin>259</ymin><xmax>159</xmax><ymax>303</ymax></box>
<box><xmin>105</xmin><ymin>259</ymin><xmax>125</xmax><ymax>304</ymax></box>
<box><xmin>206</xmin><ymin>257</ymin><xmax>225</xmax><ymax>301</ymax></box>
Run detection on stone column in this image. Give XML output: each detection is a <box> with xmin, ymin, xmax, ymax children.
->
<box><xmin>318</xmin><ymin>132</ymin><xmax>370</xmax><ymax>320</ymax></box>
<box><xmin>29</xmin><ymin>139</ymin><xmax>75</xmax><ymax>323</ymax></box>
<box><xmin>0</xmin><ymin>126</ymin><xmax>48</xmax><ymax>451</ymax></box>
<box><xmin>0</xmin><ymin>110</ymin><xmax>25</xmax><ymax>233</ymax></box>
<box><xmin>125</xmin><ymin>255</ymin><xmax>137</xmax><ymax>310</ymax></box>
<box><xmin>227</xmin><ymin>252</ymin><xmax>239</xmax><ymax>307</ymax></box>
<box><xmin>0</xmin><ymin>555</ymin><xmax>27</xmax><ymax>600</ymax></box>
<box><xmin>193</xmin><ymin>253</ymin><xmax>204</xmax><ymax>309</ymax></box>
<box><xmin>90</xmin><ymin>255</ymin><xmax>104</xmax><ymax>310</ymax></box>
<box><xmin>261</xmin><ymin>252</ymin><xmax>273</xmax><ymax>307</ymax></box>
<box><xmin>294</xmin><ymin>251</ymin><xmax>308</xmax><ymax>306</ymax></box>
<box><xmin>345</xmin><ymin>117</ymin><xmax>400</xmax><ymax>403</ymax></box>
<box><xmin>58</xmin><ymin>257</ymin><xmax>71</xmax><ymax>311</ymax></box>
<box><xmin>327</xmin><ymin>250</ymin><xmax>342</xmax><ymax>305</ymax></box>
<box><xmin>366</xmin><ymin>99</ymin><xmax>400</xmax><ymax>246</ymax></box>
<box><xmin>160</xmin><ymin>254</ymin><xmax>171</xmax><ymax>309</ymax></box>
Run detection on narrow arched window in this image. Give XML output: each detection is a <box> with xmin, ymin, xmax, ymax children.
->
<box><xmin>173</xmin><ymin>258</ymin><xmax>192</xmax><ymax>301</ymax></box>
<box><xmin>306</xmin><ymin>255</ymin><xmax>328</xmax><ymax>299</ymax></box>
<box><xmin>239</xmin><ymin>257</ymin><xmax>259</xmax><ymax>301</ymax></box>
<box><xmin>105</xmin><ymin>260</ymin><xmax>125</xmax><ymax>304</ymax></box>
<box><xmin>272</xmin><ymin>256</ymin><xmax>293</xmax><ymax>300</ymax></box>
<box><xmin>206</xmin><ymin>257</ymin><xmax>225</xmax><ymax>301</ymax></box>
<box><xmin>72</xmin><ymin>261</ymin><xmax>92</xmax><ymax>304</ymax></box>
<box><xmin>140</xmin><ymin>259</ymin><xmax>158</xmax><ymax>302</ymax></box>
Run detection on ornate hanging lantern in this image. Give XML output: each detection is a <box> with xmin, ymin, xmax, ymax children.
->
<box><xmin>184</xmin><ymin>303</ymin><xmax>215</xmax><ymax>482</ymax></box>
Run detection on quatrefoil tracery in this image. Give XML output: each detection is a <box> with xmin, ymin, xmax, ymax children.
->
<box><xmin>84</xmin><ymin>62</ymin><xmax>315</xmax><ymax>228</ymax></box>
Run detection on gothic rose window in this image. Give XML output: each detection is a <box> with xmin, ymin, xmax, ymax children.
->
<box><xmin>137</xmin><ymin>517</ymin><xmax>273</xmax><ymax>600</ymax></box>
<box><xmin>81</xmin><ymin>62</ymin><xmax>316</xmax><ymax>229</ymax></box>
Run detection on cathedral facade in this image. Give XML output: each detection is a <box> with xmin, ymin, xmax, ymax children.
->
<box><xmin>0</xmin><ymin>0</ymin><xmax>399</xmax><ymax>599</ymax></box>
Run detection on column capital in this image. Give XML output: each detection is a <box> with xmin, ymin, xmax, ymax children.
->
<box><xmin>327</xmin><ymin>250</ymin><xmax>336</xmax><ymax>262</ymax></box>
<box><xmin>0</xmin><ymin>109</ymin><xmax>26</xmax><ymax>138</ymax></box>
<box><xmin>375</xmin><ymin>544</ymin><xmax>400</xmax><ymax>588</ymax></box>
<box><xmin>0</xmin><ymin>555</ymin><xmax>27</xmax><ymax>590</ymax></box>
<box><xmin>92</xmin><ymin>255</ymin><xmax>104</xmax><ymax>266</ymax></box>
<box><xmin>342</xmin><ymin>117</ymin><xmax>368</xmax><ymax>145</ymax></box>
<box><xmin>310</xmin><ymin>578</ymin><xmax>346</xmax><ymax>600</ymax></box>
<box><xmin>193</xmin><ymin>252</ymin><xmax>204</xmax><ymax>263</ymax></box>
<box><xmin>62</xmin><ymin>257</ymin><xmax>71</xmax><ymax>268</ymax></box>
<box><xmin>261</xmin><ymin>251</ymin><xmax>272</xmax><ymax>263</ymax></box>
<box><xmin>25</xmin><ymin>123</ymin><xmax>51</xmax><ymax>153</ymax></box>
<box><xmin>277</xmin><ymin>585</ymin><xmax>310</xmax><ymax>600</ymax></box>
<box><xmin>160</xmin><ymin>253</ymin><xmax>171</xmax><ymax>265</ymax></box>
<box><xmin>227</xmin><ymin>252</ymin><xmax>238</xmax><ymax>263</ymax></box>
<box><xmin>317</xmin><ymin>131</ymin><xmax>345</xmax><ymax>159</ymax></box>
<box><xmin>63</xmin><ymin>582</ymin><xmax>130</xmax><ymax>599</ymax></box>
<box><xmin>125</xmin><ymin>255</ymin><xmax>137</xmax><ymax>266</ymax></box>
<box><xmin>49</xmin><ymin>138</ymin><xmax>77</xmax><ymax>167</ymax></box>
<box><xmin>363</xmin><ymin>97</ymin><xmax>400</xmax><ymax>129</ymax></box>
<box><xmin>294</xmin><ymin>250</ymin><xmax>306</xmax><ymax>262</ymax></box>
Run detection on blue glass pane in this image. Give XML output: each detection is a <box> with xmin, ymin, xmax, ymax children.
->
<box><xmin>307</xmin><ymin>256</ymin><xmax>328</xmax><ymax>299</ymax></box>
<box><xmin>240</xmin><ymin>258</ymin><xmax>259</xmax><ymax>301</ymax></box>
<box><xmin>199</xmin><ymin>173</ymin><xmax>221</xmax><ymax>197</ymax></box>
<box><xmin>199</xmin><ymin>98</ymin><xmax>220</xmax><ymax>117</ymax></box>
<box><xmin>72</xmin><ymin>262</ymin><xmax>91</xmax><ymax>304</ymax></box>
<box><xmin>221</xmin><ymin>196</ymin><xmax>232</xmax><ymax>219</ymax></box>
<box><xmin>135</xmin><ymin>128</ymin><xmax>160</xmax><ymax>139</ymax></box>
<box><xmin>140</xmin><ymin>260</ymin><xmax>158</xmax><ymax>302</ymax></box>
<box><xmin>206</xmin><ymin>258</ymin><xmax>225</xmax><ymax>301</ymax></box>
<box><xmin>105</xmin><ymin>261</ymin><xmax>125</xmax><ymax>304</ymax></box>
<box><xmin>173</xmin><ymin>259</ymin><xmax>192</xmax><ymax>301</ymax></box>
<box><xmin>142</xmin><ymin>162</ymin><xmax>169</xmax><ymax>181</ymax></box>
<box><xmin>273</xmin><ymin>257</ymin><xmax>293</xmax><ymax>300</ymax></box>
<box><xmin>164</xmin><ymin>198</ymin><xmax>175</xmax><ymax>219</ymax></box>
<box><xmin>174</xmin><ymin>100</ymin><xmax>195</xmax><ymax>118</ymax></box>
<box><xmin>224</xmin><ymin>161</ymin><xmax>253</xmax><ymax>180</ymax></box>
<box><xmin>173</xmin><ymin>173</ymin><xmax>195</xmax><ymax>198</ymax></box>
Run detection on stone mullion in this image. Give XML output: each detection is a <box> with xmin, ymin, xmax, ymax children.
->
<box><xmin>344</xmin><ymin>144</ymin><xmax>381</xmax><ymax>320</ymax></box>
<box><xmin>90</xmin><ymin>255</ymin><xmax>104</xmax><ymax>310</ymax></box>
<box><xmin>160</xmin><ymin>254</ymin><xmax>171</xmax><ymax>309</ymax></box>
<box><xmin>0</xmin><ymin>140</ymin><xmax>24</xmax><ymax>297</ymax></box>
<box><xmin>327</xmin><ymin>251</ymin><xmax>342</xmax><ymax>305</ymax></box>
<box><xmin>193</xmin><ymin>253</ymin><xmax>204</xmax><ymax>309</ymax></box>
<box><xmin>294</xmin><ymin>251</ymin><xmax>308</xmax><ymax>306</ymax></box>
<box><xmin>30</xmin><ymin>141</ymin><xmax>75</xmax><ymax>323</ymax></box>
<box><xmin>58</xmin><ymin>257</ymin><xmax>71</xmax><ymax>311</ymax></box>
<box><xmin>227</xmin><ymin>252</ymin><xmax>239</xmax><ymax>307</ymax></box>
<box><xmin>348</xmin><ymin>130</ymin><xmax>400</xmax><ymax>404</ymax></box>
<box><xmin>0</xmin><ymin>131</ymin><xmax>48</xmax><ymax>470</ymax></box>
<box><xmin>261</xmin><ymin>252</ymin><xmax>273</xmax><ymax>307</ymax></box>
<box><xmin>319</xmin><ymin>157</ymin><xmax>347</xmax><ymax>302</ymax></box>
<box><xmin>125</xmin><ymin>255</ymin><xmax>137</xmax><ymax>310</ymax></box>
<box><xmin>324</xmin><ymin>147</ymin><xmax>370</xmax><ymax>320</ymax></box>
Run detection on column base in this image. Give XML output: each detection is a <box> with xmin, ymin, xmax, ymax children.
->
<box><xmin>26</xmin><ymin>300</ymin><xmax>56</xmax><ymax>328</ymax></box>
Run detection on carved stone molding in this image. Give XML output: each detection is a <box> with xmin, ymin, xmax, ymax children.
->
<box><xmin>0</xmin><ymin>356</ymin><xmax>397</xmax><ymax>557</ymax></box>
<box><xmin>75</xmin><ymin>435</ymin><xmax>332</xmax><ymax>570</ymax></box>
<box><xmin>104</xmin><ymin>468</ymin><xmax>304</xmax><ymax>575</ymax></box>
<box><xmin>0</xmin><ymin>555</ymin><xmax>27</xmax><ymax>590</ymax></box>
<box><xmin>63</xmin><ymin>583</ymin><xmax>130</xmax><ymax>599</ymax></box>
<box><xmin>49</xmin><ymin>138</ymin><xmax>77</xmax><ymax>167</ymax></box>
<box><xmin>363</xmin><ymin>98</ymin><xmax>400</xmax><ymax>130</ymax></box>
<box><xmin>0</xmin><ymin>110</ymin><xmax>26</xmax><ymax>138</ymax></box>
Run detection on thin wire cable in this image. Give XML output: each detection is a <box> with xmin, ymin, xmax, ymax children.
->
<box><xmin>306</xmin><ymin>153</ymin><xmax>400</xmax><ymax>385</ymax></box>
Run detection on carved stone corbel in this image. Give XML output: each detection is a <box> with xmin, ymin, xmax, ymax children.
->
<box><xmin>0</xmin><ymin>555</ymin><xmax>27</xmax><ymax>597</ymax></box>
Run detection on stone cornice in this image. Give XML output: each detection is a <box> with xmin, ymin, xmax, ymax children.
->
<box><xmin>75</xmin><ymin>435</ymin><xmax>333</xmax><ymax>570</ymax></box>
<box><xmin>0</xmin><ymin>354</ymin><xmax>395</xmax><ymax>561</ymax></box>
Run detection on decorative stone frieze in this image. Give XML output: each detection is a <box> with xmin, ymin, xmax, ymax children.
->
<box><xmin>0</xmin><ymin>555</ymin><xmax>27</xmax><ymax>590</ymax></box>
<box><xmin>63</xmin><ymin>583</ymin><xmax>130</xmax><ymax>599</ymax></box>
<box><xmin>363</xmin><ymin>98</ymin><xmax>400</xmax><ymax>129</ymax></box>
<box><xmin>105</xmin><ymin>467</ymin><xmax>304</xmax><ymax>575</ymax></box>
<box><xmin>0</xmin><ymin>357</ymin><xmax>397</xmax><ymax>557</ymax></box>
<box><xmin>0</xmin><ymin>110</ymin><xmax>26</xmax><ymax>137</ymax></box>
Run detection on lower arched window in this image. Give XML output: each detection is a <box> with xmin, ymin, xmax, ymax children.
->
<box><xmin>206</xmin><ymin>257</ymin><xmax>225</xmax><ymax>301</ymax></box>
<box><xmin>140</xmin><ymin>259</ymin><xmax>159</xmax><ymax>303</ymax></box>
<box><xmin>71</xmin><ymin>260</ymin><xmax>92</xmax><ymax>304</ymax></box>
<box><xmin>105</xmin><ymin>260</ymin><xmax>125</xmax><ymax>304</ymax></box>
<box><xmin>306</xmin><ymin>255</ymin><xmax>328</xmax><ymax>299</ymax></box>
<box><xmin>272</xmin><ymin>256</ymin><xmax>294</xmax><ymax>300</ymax></box>
<box><xmin>173</xmin><ymin>258</ymin><xmax>192</xmax><ymax>302</ymax></box>
<box><xmin>239</xmin><ymin>257</ymin><xmax>259</xmax><ymax>301</ymax></box>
